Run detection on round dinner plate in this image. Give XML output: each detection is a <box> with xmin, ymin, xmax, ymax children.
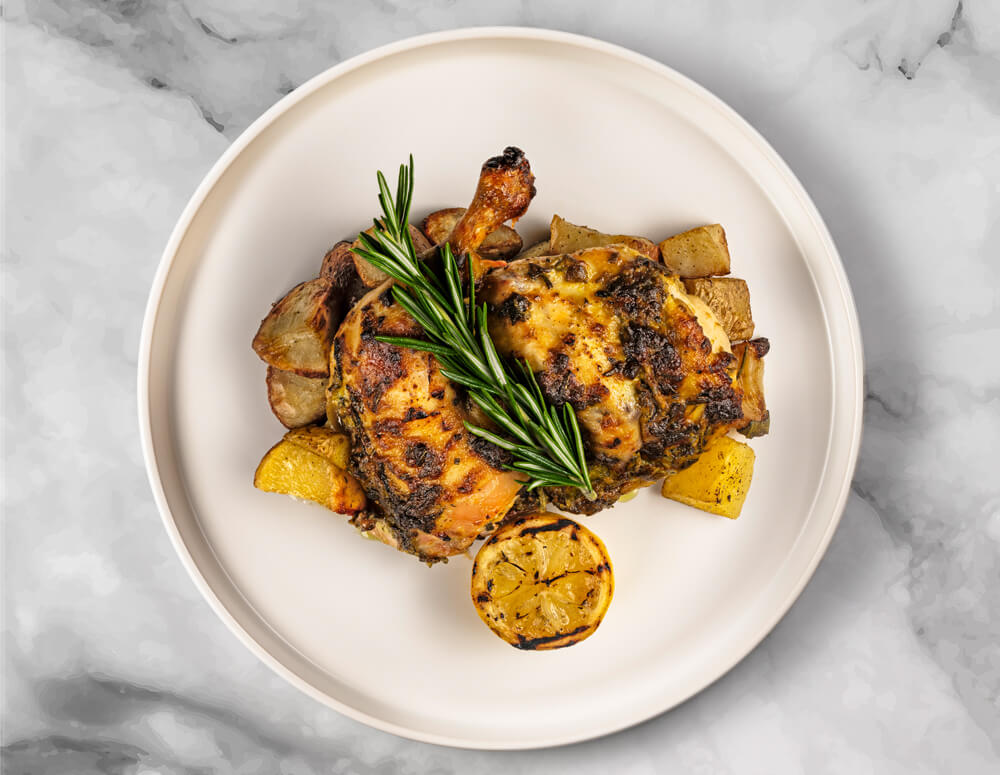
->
<box><xmin>139</xmin><ymin>28</ymin><xmax>863</xmax><ymax>749</ymax></box>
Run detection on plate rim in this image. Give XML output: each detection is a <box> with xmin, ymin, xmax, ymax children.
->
<box><xmin>138</xmin><ymin>26</ymin><xmax>864</xmax><ymax>749</ymax></box>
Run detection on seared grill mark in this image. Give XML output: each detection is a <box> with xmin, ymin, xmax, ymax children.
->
<box><xmin>469</xmin><ymin>434</ymin><xmax>513</xmax><ymax>469</ymax></box>
<box><xmin>514</xmin><ymin>624</ymin><xmax>589</xmax><ymax>650</ymax></box>
<box><xmin>358</xmin><ymin>339</ymin><xmax>403</xmax><ymax>412</ymax></box>
<box><xmin>513</xmin><ymin>516</ymin><xmax>578</xmax><ymax>536</ymax></box>
<box><xmin>404</xmin><ymin>441</ymin><xmax>444</xmax><ymax>478</ymax></box>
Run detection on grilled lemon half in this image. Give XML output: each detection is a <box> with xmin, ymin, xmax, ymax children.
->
<box><xmin>471</xmin><ymin>513</ymin><xmax>614</xmax><ymax>650</ymax></box>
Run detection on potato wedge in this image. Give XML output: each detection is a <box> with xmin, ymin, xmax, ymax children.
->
<box><xmin>319</xmin><ymin>241</ymin><xmax>358</xmax><ymax>286</ymax></box>
<box><xmin>734</xmin><ymin>338</ymin><xmax>770</xmax><ymax>438</ymax></box>
<box><xmin>422</xmin><ymin>207</ymin><xmax>523</xmax><ymax>260</ymax></box>
<box><xmin>265</xmin><ymin>367</ymin><xmax>327</xmax><ymax>429</ymax></box>
<box><xmin>516</xmin><ymin>239</ymin><xmax>553</xmax><ymax>260</ymax></box>
<box><xmin>254</xmin><ymin>439</ymin><xmax>366</xmax><ymax>515</ymax></box>
<box><xmin>683</xmin><ymin>277</ymin><xmax>754</xmax><ymax>341</ymax></box>
<box><xmin>252</xmin><ymin>277</ymin><xmax>337</xmax><ymax>378</ymax></box>
<box><xmin>282</xmin><ymin>426</ymin><xmax>351</xmax><ymax>469</ymax></box>
<box><xmin>661</xmin><ymin>436</ymin><xmax>755</xmax><ymax>519</ymax></box>
<box><xmin>658</xmin><ymin>224</ymin><xmax>731</xmax><ymax>277</ymax></box>
<box><xmin>351</xmin><ymin>225</ymin><xmax>433</xmax><ymax>287</ymax></box>
<box><xmin>549</xmin><ymin>215</ymin><xmax>659</xmax><ymax>260</ymax></box>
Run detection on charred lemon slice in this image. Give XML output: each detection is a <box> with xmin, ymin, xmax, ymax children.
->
<box><xmin>471</xmin><ymin>513</ymin><xmax>614</xmax><ymax>650</ymax></box>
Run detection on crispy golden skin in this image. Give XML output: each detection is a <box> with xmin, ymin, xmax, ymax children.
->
<box><xmin>480</xmin><ymin>246</ymin><xmax>745</xmax><ymax>513</ymax></box>
<box><xmin>449</xmin><ymin>146</ymin><xmax>536</xmax><ymax>279</ymax></box>
<box><xmin>329</xmin><ymin>285</ymin><xmax>524</xmax><ymax>561</ymax></box>
<box><xmin>327</xmin><ymin>148</ymin><xmax>538</xmax><ymax>561</ymax></box>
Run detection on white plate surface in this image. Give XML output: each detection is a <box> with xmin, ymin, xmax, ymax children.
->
<box><xmin>139</xmin><ymin>28</ymin><xmax>863</xmax><ymax>749</ymax></box>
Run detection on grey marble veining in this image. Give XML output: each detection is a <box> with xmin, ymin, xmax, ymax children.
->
<box><xmin>3</xmin><ymin>1</ymin><xmax>999</xmax><ymax>772</ymax></box>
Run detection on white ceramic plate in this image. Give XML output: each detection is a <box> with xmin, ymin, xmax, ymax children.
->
<box><xmin>139</xmin><ymin>28</ymin><xmax>862</xmax><ymax>749</ymax></box>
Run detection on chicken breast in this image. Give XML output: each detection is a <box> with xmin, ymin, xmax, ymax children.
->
<box><xmin>480</xmin><ymin>246</ymin><xmax>745</xmax><ymax>513</ymax></box>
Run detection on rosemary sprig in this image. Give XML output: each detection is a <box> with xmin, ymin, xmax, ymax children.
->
<box><xmin>352</xmin><ymin>156</ymin><xmax>595</xmax><ymax>497</ymax></box>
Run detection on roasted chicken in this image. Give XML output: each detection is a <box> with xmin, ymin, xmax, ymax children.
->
<box><xmin>326</xmin><ymin>147</ymin><xmax>749</xmax><ymax>561</ymax></box>
<box><xmin>327</xmin><ymin>148</ymin><xmax>537</xmax><ymax>560</ymax></box>
<box><xmin>481</xmin><ymin>246</ymin><xmax>744</xmax><ymax>514</ymax></box>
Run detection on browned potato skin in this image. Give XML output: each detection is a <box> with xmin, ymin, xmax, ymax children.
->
<box><xmin>253</xmin><ymin>237</ymin><xmax>366</xmax><ymax>378</ymax></box>
<box><xmin>351</xmin><ymin>225</ymin><xmax>433</xmax><ymax>287</ymax></box>
<box><xmin>683</xmin><ymin>277</ymin><xmax>755</xmax><ymax>341</ymax></box>
<box><xmin>320</xmin><ymin>241</ymin><xmax>355</xmax><ymax>284</ymax></box>
<box><xmin>733</xmin><ymin>338</ymin><xmax>770</xmax><ymax>438</ymax></box>
<box><xmin>549</xmin><ymin>215</ymin><xmax>659</xmax><ymax>261</ymax></box>
<box><xmin>266</xmin><ymin>366</ymin><xmax>327</xmax><ymax>428</ymax></box>
<box><xmin>320</xmin><ymin>240</ymin><xmax>371</xmax><ymax>316</ymax></box>
<box><xmin>252</xmin><ymin>277</ymin><xmax>337</xmax><ymax>378</ymax></box>
<box><xmin>658</xmin><ymin>224</ymin><xmax>731</xmax><ymax>277</ymax></box>
<box><xmin>516</xmin><ymin>239</ymin><xmax>553</xmax><ymax>259</ymax></box>
<box><xmin>423</xmin><ymin>207</ymin><xmax>523</xmax><ymax>260</ymax></box>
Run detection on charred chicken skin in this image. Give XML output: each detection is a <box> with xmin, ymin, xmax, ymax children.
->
<box><xmin>480</xmin><ymin>247</ymin><xmax>744</xmax><ymax>514</ymax></box>
<box><xmin>328</xmin><ymin>148</ymin><xmax>537</xmax><ymax>560</ymax></box>
<box><xmin>329</xmin><ymin>147</ymin><xmax>745</xmax><ymax>560</ymax></box>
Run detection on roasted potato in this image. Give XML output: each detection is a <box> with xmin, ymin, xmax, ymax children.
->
<box><xmin>734</xmin><ymin>338</ymin><xmax>770</xmax><ymax>438</ymax></box>
<box><xmin>319</xmin><ymin>241</ymin><xmax>356</xmax><ymax>285</ymax></box>
<box><xmin>422</xmin><ymin>207</ymin><xmax>523</xmax><ymax>260</ymax></box>
<box><xmin>549</xmin><ymin>215</ymin><xmax>659</xmax><ymax>260</ymax></box>
<box><xmin>471</xmin><ymin>513</ymin><xmax>614</xmax><ymax>650</ymax></box>
<box><xmin>252</xmin><ymin>277</ymin><xmax>337</xmax><ymax>378</ymax></box>
<box><xmin>516</xmin><ymin>239</ymin><xmax>553</xmax><ymax>260</ymax></box>
<box><xmin>266</xmin><ymin>366</ymin><xmax>327</xmax><ymax>429</ymax></box>
<box><xmin>661</xmin><ymin>436</ymin><xmax>755</xmax><ymax>519</ymax></box>
<box><xmin>683</xmin><ymin>277</ymin><xmax>754</xmax><ymax>341</ymax></box>
<box><xmin>351</xmin><ymin>225</ymin><xmax>433</xmax><ymax>288</ymax></box>
<box><xmin>254</xmin><ymin>438</ymin><xmax>366</xmax><ymax>515</ymax></box>
<box><xmin>658</xmin><ymin>224</ymin><xmax>731</xmax><ymax>277</ymax></box>
<box><xmin>282</xmin><ymin>425</ymin><xmax>351</xmax><ymax>469</ymax></box>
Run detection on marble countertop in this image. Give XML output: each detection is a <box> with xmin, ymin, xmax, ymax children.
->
<box><xmin>4</xmin><ymin>1</ymin><xmax>999</xmax><ymax>772</ymax></box>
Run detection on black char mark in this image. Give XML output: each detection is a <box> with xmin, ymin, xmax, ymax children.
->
<box><xmin>538</xmin><ymin>352</ymin><xmax>610</xmax><ymax>411</ymax></box>
<box><xmin>594</xmin><ymin>258</ymin><xmax>667</xmax><ymax>323</ymax></box>
<box><xmin>514</xmin><ymin>624</ymin><xmax>590</xmax><ymax>650</ymax></box>
<box><xmin>493</xmin><ymin>292</ymin><xmax>531</xmax><ymax>323</ymax></box>
<box><xmin>484</xmin><ymin>146</ymin><xmax>538</xmax><ymax>201</ymax></box>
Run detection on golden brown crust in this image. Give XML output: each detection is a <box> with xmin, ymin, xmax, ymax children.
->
<box><xmin>449</xmin><ymin>147</ymin><xmax>537</xmax><ymax>279</ymax></box>
<box><xmin>480</xmin><ymin>246</ymin><xmax>745</xmax><ymax>513</ymax></box>
<box><xmin>422</xmin><ymin>207</ymin><xmax>523</xmax><ymax>260</ymax></box>
<box><xmin>329</xmin><ymin>284</ymin><xmax>523</xmax><ymax>560</ymax></box>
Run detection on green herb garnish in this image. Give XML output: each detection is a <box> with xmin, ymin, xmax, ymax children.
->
<box><xmin>352</xmin><ymin>157</ymin><xmax>594</xmax><ymax>497</ymax></box>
